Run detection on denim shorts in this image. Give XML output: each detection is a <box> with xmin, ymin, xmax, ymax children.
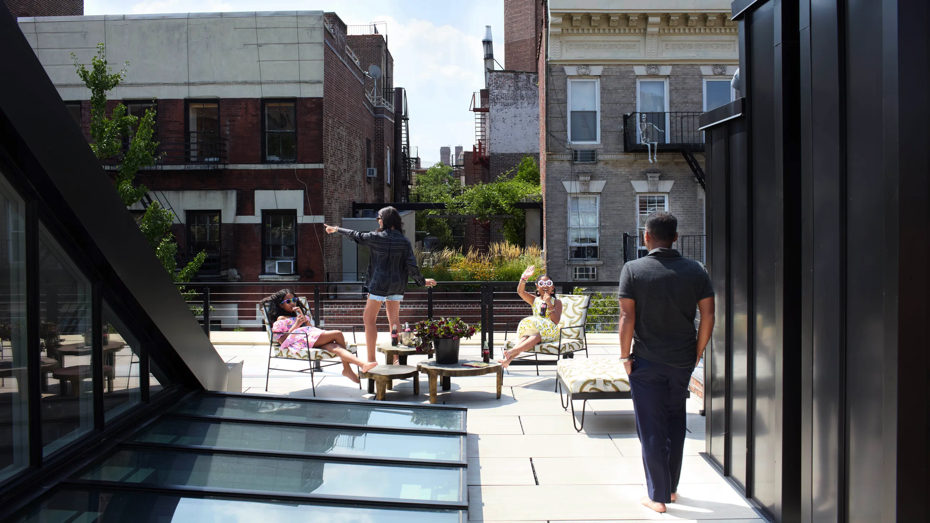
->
<box><xmin>368</xmin><ymin>294</ymin><xmax>404</xmax><ymax>302</ymax></box>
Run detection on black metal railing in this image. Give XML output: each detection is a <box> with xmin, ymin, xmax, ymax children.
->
<box><xmin>177</xmin><ymin>280</ymin><xmax>622</xmax><ymax>359</ymax></box>
<box><xmin>673</xmin><ymin>235</ymin><xmax>706</xmax><ymax>264</ymax></box>
<box><xmin>154</xmin><ymin>132</ymin><xmax>227</xmax><ymax>165</ymax></box>
<box><xmin>623</xmin><ymin>112</ymin><xmax>704</xmax><ymax>153</ymax></box>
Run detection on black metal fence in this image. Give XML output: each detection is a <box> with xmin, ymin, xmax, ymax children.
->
<box><xmin>622</xmin><ymin>232</ymin><xmax>705</xmax><ymax>264</ymax></box>
<box><xmin>178</xmin><ymin>280</ymin><xmax>622</xmax><ymax>358</ymax></box>
<box><xmin>623</xmin><ymin>112</ymin><xmax>704</xmax><ymax>152</ymax></box>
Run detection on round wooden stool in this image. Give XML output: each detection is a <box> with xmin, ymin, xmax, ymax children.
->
<box><xmin>359</xmin><ymin>365</ymin><xmax>419</xmax><ymax>401</ymax></box>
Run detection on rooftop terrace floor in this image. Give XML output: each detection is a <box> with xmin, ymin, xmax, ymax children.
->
<box><xmin>212</xmin><ymin>332</ymin><xmax>765</xmax><ymax>522</ymax></box>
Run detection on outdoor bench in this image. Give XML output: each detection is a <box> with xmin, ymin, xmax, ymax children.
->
<box><xmin>556</xmin><ymin>357</ymin><xmax>631</xmax><ymax>432</ymax></box>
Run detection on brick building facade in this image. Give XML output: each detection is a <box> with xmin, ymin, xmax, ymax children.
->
<box><xmin>20</xmin><ymin>11</ymin><xmax>406</xmax><ymax>323</ymax></box>
<box><xmin>4</xmin><ymin>0</ymin><xmax>80</xmax><ymax>17</ymax></box>
<box><xmin>541</xmin><ymin>1</ymin><xmax>738</xmax><ymax>282</ymax></box>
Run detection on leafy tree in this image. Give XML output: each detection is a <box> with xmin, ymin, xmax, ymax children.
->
<box><xmin>412</xmin><ymin>163</ymin><xmax>457</xmax><ymax>247</ymax></box>
<box><xmin>73</xmin><ymin>44</ymin><xmax>206</xmax><ymax>299</ymax></box>
<box><xmin>456</xmin><ymin>157</ymin><xmax>541</xmax><ymax>245</ymax></box>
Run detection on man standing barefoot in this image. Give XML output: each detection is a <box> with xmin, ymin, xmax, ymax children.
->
<box><xmin>618</xmin><ymin>212</ymin><xmax>715</xmax><ymax>514</ymax></box>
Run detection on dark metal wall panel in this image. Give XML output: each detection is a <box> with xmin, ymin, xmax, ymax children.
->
<box><xmin>808</xmin><ymin>1</ymin><xmax>845</xmax><ymax>521</ymax></box>
<box><xmin>843</xmin><ymin>1</ymin><xmax>884</xmax><ymax>521</ymax></box>
<box><xmin>707</xmin><ymin>124</ymin><xmax>730</xmax><ymax>468</ymax></box>
<box><xmin>747</xmin><ymin>1</ymin><xmax>779</xmax><ymax>514</ymax></box>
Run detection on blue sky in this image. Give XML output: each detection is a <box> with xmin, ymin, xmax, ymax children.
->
<box><xmin>85</xmin><ymin>0</ymin><xmax>506</xmax><ymax>165</ymax></box>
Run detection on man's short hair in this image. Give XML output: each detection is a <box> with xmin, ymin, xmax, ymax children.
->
<box><xmin>645</xmin><ymin>211</ymin><xmax>678</xmax><ymax>242</ymax></box>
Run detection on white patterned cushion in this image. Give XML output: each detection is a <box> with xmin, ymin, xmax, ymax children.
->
<box><xmin>555</xmin><ymin>294</ymin><xmax>590</xmax><ymax>340</ymax></box>
<box><xmin>504</xmin><ymin>338</ymin><xmax>585</xmax><ymax>355</ymax></box>
<box><xmin>273</xmin><ymin>343</ymin><xmax>358</xmax><ymax>361</ymax></box>
<box><xmin>558</xmin><ymin>358</ymin><xmax>631</xmax><ymax>394</ymax></box>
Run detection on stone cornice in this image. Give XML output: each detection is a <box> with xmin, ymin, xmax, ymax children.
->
<box><xmin>553</xmin><ymin>12</ymin><xmax>736</xmax><ymax>32</ymax></box>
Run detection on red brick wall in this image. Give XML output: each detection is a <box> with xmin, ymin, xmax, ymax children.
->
<box><xmin>504</xmin><ymin>0</ymin><xmax>543</xmax><ymax>73</ymax></box>
<box><xmin>5</xmin><ymin>0</ymin><xmax>81</xmax><ymax>17</ymax></box>
<box><xmin>323</xmin><ymin>24</ymin><xmax>382</xmax><ymax>280</ymax></box>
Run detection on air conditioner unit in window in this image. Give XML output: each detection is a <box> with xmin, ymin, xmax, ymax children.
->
<box><xmin>572</xmin><ymin>150</ymin><xmax>597</xmax><ymax>163</ymax></box>
<box><xmin>366</xmin><ymin>168</ymin><xmax>378</xmax><ymax>178</ymax></box>
<box><xmin>275</xmin><ymin>260</ymin><xmax>294</xmax><ymax>275</ymax></box>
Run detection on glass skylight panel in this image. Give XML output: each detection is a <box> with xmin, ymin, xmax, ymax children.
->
<box><xmin>172</xmin><ymin>395</ymin><xmax>465</xmax><ymax>431</ymax></box>
<box><xmin>133</xmin><ymin>418</ymin><xmax>464</xmax><ymax>462</ymax></box>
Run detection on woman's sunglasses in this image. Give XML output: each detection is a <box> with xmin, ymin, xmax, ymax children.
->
<box><xmin>536</xmin><ymin>280</ymin><xmax>554</xmax><ymax>288</ymax></box>
<box><xmin>280</xmin><ymin>298</ymin><xmax>300</xmax><ymax>305</ymax></box>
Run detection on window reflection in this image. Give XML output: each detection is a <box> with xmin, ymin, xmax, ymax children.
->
<box><xmin>0</xmin><ymin>170</ymin><xmax>28</xmax><ymax>483</ymax></box>
<box><xmin>39</xmin><ymin>223</ymin><xmax>93</xmax><ymax>457</ymax></box>
<box><xmin>102</xmin><ymin>301</ymin><xmax>141</xmax><ymax>421</ymax></box>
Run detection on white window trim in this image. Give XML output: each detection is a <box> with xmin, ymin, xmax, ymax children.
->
<box><xmin>636</xmin><ymin>78</ymin><xmax>670</xmax><ymax>144</ymax></box>
<box><xmin>572</xmin><ymin>266</ymin><xmax>598</xmax><ymax>281</ymax></box>
<box><xmin>567</xmin><ymin>78</ymin><xmax>600</xmax><ymax>144</ymax></box>
<box><xmin>636</xmin><ymin>193</ymin><xmax>670</xmax><ymax>254</ymax></box>
<box><xmin>567</xmin><ymin>194</ymin><xmax>600</xmax><ymax>260</ymax></box>
<box><xmin>385</xmin><ymin>146</ymin><xmax>392</xmax><ymax>186</ymax></box>
<box><xmin>703</xmin><ymin>77</ymin><xmax>737</xmax><ymax>112</ymax></box>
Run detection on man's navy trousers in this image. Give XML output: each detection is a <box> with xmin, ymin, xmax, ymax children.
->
<box><xmin>629</xmin><ymin>355</ymin><xmax>693</xmax><ymax>503</ymax></box>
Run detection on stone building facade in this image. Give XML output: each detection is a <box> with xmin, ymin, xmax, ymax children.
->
<box><xmin>18</xmin><ymin>11</ymin><xmax>406</xmax><ymax>309</ymax></box>
<box><xmin>542</xmin><ymin>1</ymin><xmax>738</xmax><ymax>282</ymax></box>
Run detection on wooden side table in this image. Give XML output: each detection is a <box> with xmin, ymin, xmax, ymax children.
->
<box><xmin>370</xmin><ymin>344</ymin><xmax>434</xmax><ymax>393</ymax></box>
<box><xmin>417</xmin><ymin>360</ymin><xmax>503</xmax><ymax>404</ymax></box>
<box><xmin>53</xmin><ymin>365</ymin><xmax>113</xmax><ymax>397</ymax></box>
<box><xmin>359</xmin><ymin>365</ymin><xmax>419</xmax><ymax>401</ymax></box>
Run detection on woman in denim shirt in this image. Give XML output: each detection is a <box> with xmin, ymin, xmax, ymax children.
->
<box><xmin>325</xmin><ymin>207</ymin><xmax>436</xmax><ymax>363</ymax></box>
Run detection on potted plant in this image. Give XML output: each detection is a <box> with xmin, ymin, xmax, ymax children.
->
<box><xmin>413</xmin><ymin>317</ymin><xmax>477</xmax><ymax>364</ymax></box>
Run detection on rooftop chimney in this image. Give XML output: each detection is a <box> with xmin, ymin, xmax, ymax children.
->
<box><xmin>483</xmin><ymin>25</ymin><xmax>494</xmax><ymax>88</ymax></box>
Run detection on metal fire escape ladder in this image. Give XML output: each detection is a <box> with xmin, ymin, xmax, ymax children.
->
<box><xmin>681</xmin><ymin>150</ymin><xmax>706</xmax><ymax>190</ymax></box>
<box><xmin>470</xmin><ymin>92</ymin><xmax>490</xmax><ymax>167</ymax></box>
<box><xmin>399</xmin><ymin>89</ymin><xmax>413</xmax><ymax>202</ymax></box>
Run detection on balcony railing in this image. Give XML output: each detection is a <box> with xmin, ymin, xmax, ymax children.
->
<box><xmin>177</xmin><ymin>250</ymin><xmax>230</xmax><ymax>280</ymax></box>
<box><xmin>178</xmin><ymin>280</ymin><xmax>623</xmax><ymax>359</ymax></box>
<box><xmin>623</xmin><ymin>112</ymin><xmax>704</xmax><ymax>153</ymax></box>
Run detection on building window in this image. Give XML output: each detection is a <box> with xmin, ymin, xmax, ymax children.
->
<box><xmin>704</xmin><ymin>79</ymin><xmax>735</xmax><ymax>112</ymax></box>
<box><xmin>187</xmin><ymin>101</ymin><xmax>220</xmax><ymax>162</ymax></box>
<box><xmin>637</xmin><ymin>194</ymin><xmax>669</xmax><ymax>256</ymax></box>
<box><xmin>262</xmin><ymin>211</ymin><xmax>297</xmax><ymax>275</ymax></box>
<box><xmin>637</xmin><ymin>79</ymin><xmax>669</xmax><ymax>144</ymax></box>
<box><xmin>568</xmin><ymin>195</ymin><xmax>599</xmax><ymax>260</ymax></box>
<box><xmin>187</xmin><ymin>211</ymin><xmax>221</xmax><ymax>255</ymax></box>
<box><xmin>386</xmin><ymin>146</ymin><xmax>392</xmax><ymax>185</ymax></box>
<box><xmin>64</xmin><ymin>102</ymin><xmax>81</xmax><ymax>128</ymax></box>
<box><xmin>263</xmin><ymin>100</ymin><xmax>296</xmax><ymax>163</ymax></box>
<box><xmin>568</xmin><ymin>79</ymin><xmax>599</xmax><ymax>143</ymax></box>
<box><xmin>125</xmin><ymin>100</ymin><xmax>157</xmax><ymax>150</ymax></box>
<box><xmin>572</xmin><ymin>266</ymin><xmax>597</xmax><ymax>281</ymax></box>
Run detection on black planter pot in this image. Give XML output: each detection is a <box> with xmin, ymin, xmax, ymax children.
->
<box><xmin>434</xmin><ymin>338</ymin><xmax>461</xmax><ymax>364</ymax></box>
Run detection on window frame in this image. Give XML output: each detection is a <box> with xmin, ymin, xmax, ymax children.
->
<box><xmin>572</xmin><ymin>266</ymin><xmax>597</xmax><ymax>281</ymax></box>
<box><xmin>567</xmin><ymin>78</ymin><xmax>600</xmax><ymax>144</ymax></box>
<box><xmin>386</xmin><ymin>146</ymin><xmax>392</xmax><ymax>186</ymax></box>
<box><xmin>636</xmin><ymin>78</ymin><xmax>670</xmax><ymax>144</ymax></box>
<box><xmin>185</xmin><ymin>100</ymin><xmax>221</xmax><ymax>163</ymax></box>
<box><xmin>703</xmin><ymin>78</ymin><xmax>736</xmax><ymax>112</ymax></box>
<box><xmin>636</xmin><ymin>193</ymin><xmax>670</xmax><ymax>255</ymax></box>
<box><xmin>261</xmin><ymin>99</ymin><xmax>298</xmax><ymax>164</ymax></box>
<box><xmin>64</xmin><ymin>101</ymin><xmax>82</xmax><ymax>129</ymax></box>
<box><xmin>186</xmin><ymin>210</ymin><xmax>222</xmax><ymax>256</ymax></box>
<box><xmin>124</xmin><ymin>100</ymin><xmax>158</xmax><ymax>152</ymax></box>
<box><xmin>261</xmin><ymin>210</ymin><xmax>298</xmax><ymax>275</ymax></box>
<box><xmin>567</xmin><ymin>194</ymin><xmax>600</xmax><ymax>261</ymax></box>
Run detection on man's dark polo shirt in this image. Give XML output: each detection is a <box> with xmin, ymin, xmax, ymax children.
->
<box><xmin>618</xmin><ymin>248</ymin><xmax>715</xmax><ymax>369</ymax></box>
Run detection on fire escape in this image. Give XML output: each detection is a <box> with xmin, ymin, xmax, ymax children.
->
<box><xmin>397</xmin><ymin>88</ymin><xmax>415</xmax><ymax>202</ymax></box>
<box><xmin>470</xmin><ymin>91</ymin><xmax>490</xmax><ymax>168</ymax></box>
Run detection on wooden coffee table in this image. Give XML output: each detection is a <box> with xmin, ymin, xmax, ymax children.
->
<box><xmin>53</xmin><ymin>364</ymin><xmax>113</xmax><ymax>397</ymax></box>
<box><xmin>417</xmin><ymin>360</ymin><xmax>503</xmax><ymax>404</ymax></box>
<box><xmin>359</xmin><ymin>365</ymin><xmax>419</xmax><ymax>401</ymax></box>
<box><xmin>377</xmin><ymin>344</ymin><xmax>434</xmax><ymax>365</ymax></box>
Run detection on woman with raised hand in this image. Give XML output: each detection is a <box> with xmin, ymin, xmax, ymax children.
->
<box><xmin>499</xmin><ymin>265</ymin><xmax>562</xmax><ymax>368</ymax></box>
<box><xmin>325</xmin><ymin>207</ymin><xmax>437</xmax><ymax>363</ymax></box>
<box><xmin>262</xmin><ymin>289</ymin><xmax>377</xmax><ymax>382</ymax></box>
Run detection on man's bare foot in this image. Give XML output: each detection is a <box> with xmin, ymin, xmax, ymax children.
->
<box><xmin>670</xmin><ymin>493</ymin><xmax>677</xmax><ymax>503</ymax></box>
<box><xmin>343</xmin><ymin>368</ymin><xmax>361</xmax><ymax>384</ymax></box>
<box><xmin>360</xmin><ymin>362</ymin><xmax>378</xmax><ymax>373</ymax></box>
<box><xmin>393</xmin><ymin>355</ymin><xmax>400</xmax><ymax>364</ymax></box>
<box><xmin>640</xmin><ymin>497</ymin><xmax>666</xmax><ymax>513</ymax></box>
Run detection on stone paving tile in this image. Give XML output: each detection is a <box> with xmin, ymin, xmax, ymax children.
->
<box><xmin>661</xmin><ymin>483</ymin><xmax>761</xmax><ymax>520</ymax></box>
<box><xmin>467</xmin><ymin>415</ymin><xmax>524</xmax><ymax>435</ymax></box>
<box><xmin>532</xmin><ymin>456</ymin><xmax>647</xmax><ymax>485</ymax></box>
<box><xmin>609</xmin><ymin>434</ymin><xmax>706</xmax><ymax>457</ymax></box>
<box><xmin>468</xmin><ymin>434</ymin><xmax>623</xmax><ymax>458</ymax></box>
<box><xmin>467</xmin><ymin>457</ymin><xmax>536</xmax><ymax>486</ymax></box>
<box><xmin>464</xmin><ymin>398</ymin><xmax>585</xmax><ymax>417</ymax></box>
<box><xmin>468</xmin><ymin>485</ymin><xmax>664</xmax><ymax>521</ymax></box>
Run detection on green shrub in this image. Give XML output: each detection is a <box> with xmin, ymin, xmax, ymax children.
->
<box><xmin>573</xmin><ymin>287</ymin><xmax>619</xmax><ymax>332</ymax></box>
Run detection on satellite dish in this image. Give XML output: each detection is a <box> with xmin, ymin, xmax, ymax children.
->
<box><xmin>368</xmin><ymin>65</ymin><xmax>382</xmax><ymax>80</ymax></box>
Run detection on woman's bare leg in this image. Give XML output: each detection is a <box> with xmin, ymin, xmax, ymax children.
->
<box><xmin>499</xmin><ymin>334</ymin><xmax>542</xmax><ymax>368</ymax></box>
<box><xmin>313</xmin><ymin>330</ymin><xmax>347</xmax><ymax>349</ymax></box>
<box><xmin>363</xmin><ymin>299</ymin><xmax>382</xmax><ymax>362</ymax></box>
<box><xmin>318</xmin><ymin>344</ymin><xmax>377</xmax><ymax>382</ymax></box>
<box><xmin>385</xmin><ymin>300</ymin><xmax>401</xmax><ymax>363</ymax></box>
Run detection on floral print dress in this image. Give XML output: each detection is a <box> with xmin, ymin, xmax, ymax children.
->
<box><xmin>273</xmin><ymin>316</ymin><xmax>324</xmax><ymax>354</ymax></box>
<box><xmin>516</xmin><ymin>298</ymin><xmax>559</xmax><ymax>343</ymax></box>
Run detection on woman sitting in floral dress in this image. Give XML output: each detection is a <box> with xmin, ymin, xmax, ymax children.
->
<box><xmin>499</xmin><ymin>266</ymin><xmax>562</xmax><ymax>368</ymax></box>
<box><xmin>262</xmin><ymin>289</ymin><xmax>377</xmax><ymax>383</ymax></box>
